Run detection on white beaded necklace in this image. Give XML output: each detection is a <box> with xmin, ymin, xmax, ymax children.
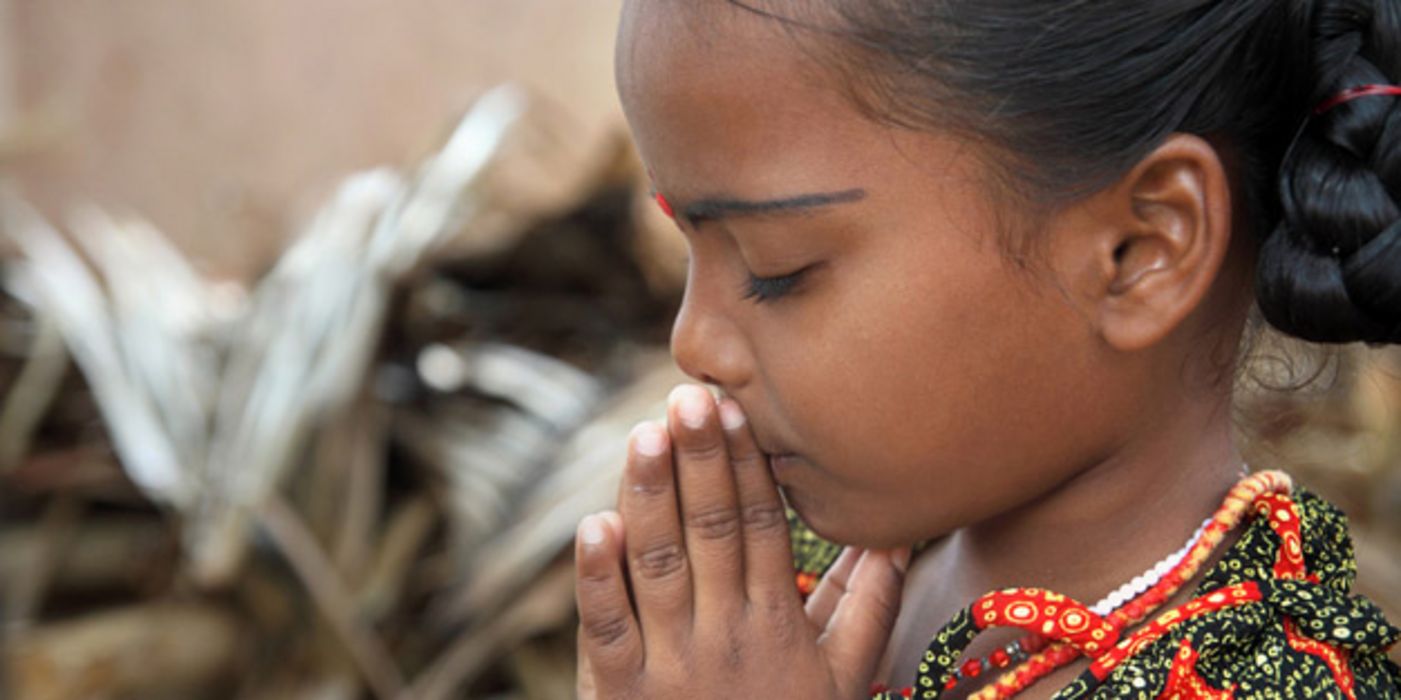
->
<box><xmin>1088</xmin><ymin>514</ymin><xmax>1213</xmax><ymax>617</ymax></box>
<box><xmin>948</xmin><ymin>513</ymin><xmax>1219</xmax><ymax>685</ymax></box>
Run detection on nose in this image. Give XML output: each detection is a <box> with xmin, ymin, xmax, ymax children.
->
<box><xmin>669</xmin><ymin>270</ymin><xmax>753</xmax><ymax>392</ymax></box>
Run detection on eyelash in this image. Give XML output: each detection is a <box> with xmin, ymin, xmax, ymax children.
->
<box><xmin>678</xmin><ymin>255</ymin><xmax>808</xmax><ymax>304</ymax></box>
<box><xmin>741</xmin><ymin>269</ymin><xmax>806</xmax><ymax>304</ymax></box>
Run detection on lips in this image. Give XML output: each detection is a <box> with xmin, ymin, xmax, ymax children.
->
<box><xmin>751</xmin><ymin>433</ymin><xmax>790</xmax><ymax>459</ymax></box>
<box><xmin>718</xmin><ymin>396</ymin><xmax>796</xmax><ymax>467</ymax></box>
<box><xmin>768</xmin><ymin>452</ymin><xmax>802</xmax><ymax>474</ymax></box>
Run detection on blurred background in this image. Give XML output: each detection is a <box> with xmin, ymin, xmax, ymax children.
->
<box><xmin>0</xmin><ymin>3</ymin><xmax>1395</xmax><ymax>698</ymax></box>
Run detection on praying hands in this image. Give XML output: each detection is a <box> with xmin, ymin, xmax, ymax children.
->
<box><xmin>573</xmin><ymin>384</ymin><xmax>912</xmax><ymax>699</ymax></box>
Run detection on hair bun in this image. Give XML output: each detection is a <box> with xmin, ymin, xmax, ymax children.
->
<box><xmin>1255</xmin><ymin>0</ymin><xmax>1401</xmax><ymax>345</ymax></box>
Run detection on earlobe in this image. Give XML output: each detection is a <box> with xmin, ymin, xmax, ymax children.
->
<box><xmin>1095</xmin><ymin>134</ymin><xmax>1233</xmax><ymax>352</ymax></box>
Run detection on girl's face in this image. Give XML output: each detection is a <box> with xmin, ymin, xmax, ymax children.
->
<box><xmin>617</xmin><ymin>2</ymin><xmax>1141</xmax><ymax>547</ymax></box>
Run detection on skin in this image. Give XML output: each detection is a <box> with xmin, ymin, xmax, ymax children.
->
<box><xmin>575</xmin><ymin>1</ymin><xmax>1262</xmax><ymax>697</ymax></box>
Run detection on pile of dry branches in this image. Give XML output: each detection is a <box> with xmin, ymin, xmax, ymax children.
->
<box><xmin>0</xmin><ymin>86</ymin><xmax>689</xmax><ymax>700</ymax></box>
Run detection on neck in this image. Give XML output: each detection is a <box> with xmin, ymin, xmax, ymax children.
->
<box><xmin>946</xmin><ymin>393</ymin><xmax>1244</xmax><ymax>606</ymax></box>
<box><xmin>879</xmin><ymin>388</ymin><xmax>1251</xmax><ymax>690</ymax></box>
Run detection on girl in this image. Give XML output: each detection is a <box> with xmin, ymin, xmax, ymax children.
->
<box><xmin>575</xmin><ymin>1</ymin><xmax>1401</xmax><ymax>698</ymax></box>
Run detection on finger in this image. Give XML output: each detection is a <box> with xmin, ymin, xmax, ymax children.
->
<box><xmin>803</xmin><ymin>546</ymin><xmax>862</xmax><ymax>629</ymax></box>
<box><xmin>818</xmin><ymin>547</ymin><xmax>911</xmax><ymax>696</ymax></box>
<box><xmin>576</xmin><ymin>625</ymin><xmax>598</xmax><ymax>700</ymax></box>
<box><xmin>619</xmin><ymin>420</ymin><xmax>692</xmax><ymax>645</ymax></box>
<box><xmin>577</xmin><ymin>509</ymin><xmax>627</xmax><ymax>700</ymax></box>
<box><xmin>716</xmin><ymin>397</ymin><xmax>798</xmax><ymax>607</ymax></box>
<box><xmin>668</xmin><ymin>384</ymin><xmax>745</xmax><ymax>614</ymax></box>
<box><xmin>575</xmin><ymin>512</ymin><xmax>644</xmax><ymax>687</ymax></box>
<box><xmin>599</xmin><ymin>509</ymin><xmax>627</xmax><ymax>547</ymax></box>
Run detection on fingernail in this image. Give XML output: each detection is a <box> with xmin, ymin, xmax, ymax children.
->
<box><xmin>892</xmin><ymin>547</ymin><xmax>912</xmax><ymax>574</ymax></box>
<box><xmin>580</xmin><ymin>515</ymin><xmax>606</xmax><ymax>547</ymax></box>
<box><xmin>632</xmin><ymin>421</ymin><xmax>667</xmax><ymax>456</ymax></box>
<box><xmin>670</xmin><ymin>385</ymin><xmax>711</xmax><ymax>429</ymax></box>
<box><xmin>718</xmin><ymin>399</ymin><xmax>746</xmax><ymax>430</ymax></box>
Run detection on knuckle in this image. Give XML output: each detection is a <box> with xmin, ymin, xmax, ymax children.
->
<box><xmin>825</xmin><ymin>574</ymin><xmax>851</xmax><ymax>600</ymax></box>
<box><xmin>725</xmin><ymin>635</ymin><xmax>744</xmax><ymax>669</ymax></box>
<box><xmin>730</xmin><ymin>450</ymin><xmax>766</xmax><ymax>471</ymax></box>
<box><xmin>627</xmin><ymin>477</ymin><xmax>672</xmax><ymax>499</ymax></box>
<box><xmin>695</xmin><ymin>627</ymin><xmax>746</xmax><ymax>670</ymax></box>
<box><xmin>865</xmin><ymin>589</ymin><xmax>902</xmax><ymax>626</ymax></box>
<box><xmin>578</xmin><ymin>566</ymin><xmax>616</xmax><ymax>586</ymax></box>
<box><xmin>634</xmin><ymin>541</ymin><xmax>688</xmax><ymax>580</ymax></box>
<box><xmin>625</xmin><ymin>459</ymin><xmax>672</xmax><ymax>496</ymax></box>
<box><xmin>751</xmin><ymin>596</ymin><xmax>801</xmax><ymax>643</ymax></box>
<box><xmin>685</xmin><ymin>505</ymin><xmax>742</xmax><ymax>541</ymax></box>
<box><xmin>582</xmin><ymin>614</ymin><xmax>634</xmax><ymax>649</ymax></box>
<box><xmin>677</xmin><ymin>439</ymin><xmax>727</xmax><ymax>462</ymax></box>
<box><xmin>740</xmin><ymin>502</ymin><xmax>787</xmax><ymax>533</ymax></box>
<box><xmin>750</xmin><ymin>590</ymin><xmax>793</xmax><ymax>618</ymax></box>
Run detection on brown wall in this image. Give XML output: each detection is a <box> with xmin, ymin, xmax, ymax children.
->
<box><xmin>5</xmin><ymin>0</ymin><xmax>624</xmax><ymax>279</ymax></box>
<box><xmin>0</xmin><ymin>2</ymin><xmax>14</xmax><ymax>122</ymax></box>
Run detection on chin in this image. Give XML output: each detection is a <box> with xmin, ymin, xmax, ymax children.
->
<box><xmin>782</xmin><ymin>488</ymin><xmax>831</xmax><ymax>537</ymax></box>
<box><xmin>787</xmin><ymin>489</ymin><xmax>927</xmax><ymax>550</ymax></box>
<box><xmin>786</xmin><ymin>490</ymin><xmax>873</xmax><ymax>547</ymax></box>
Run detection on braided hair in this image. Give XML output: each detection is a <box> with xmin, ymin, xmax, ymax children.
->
<box><xmin>728</xmin><ymin>0</ymin><xmax>1401</xmax><ymax>345</ymax></box>
<box><xmin>1260</xmin><ymin>1</ymin><xmax>1401</xmax><ymax>344</ymax></box>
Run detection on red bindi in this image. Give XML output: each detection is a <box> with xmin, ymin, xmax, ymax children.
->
<box><xmin>653</xmin><ymin>191</ymin><xmax>675</xmax><ymax>219</ymax></box>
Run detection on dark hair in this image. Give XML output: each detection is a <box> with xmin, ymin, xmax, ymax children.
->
<box><xmin>728</xmin><ymin>0</ymin><xmax>1401</xmax><ymax>345</ymax></box>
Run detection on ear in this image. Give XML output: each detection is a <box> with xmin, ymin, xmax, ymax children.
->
<box><xmin>1053</xmin><ymin>134</ymin><xmax>1234</xmax><ymax>351</ymax></box>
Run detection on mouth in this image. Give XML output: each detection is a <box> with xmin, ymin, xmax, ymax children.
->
<box><xmin>761</xmin><ymin>446</ymin><xmax>798</xmax><ymax>462</ymax></box>
<box><xmin>750</xmin><ymin>431</ymin><xmax>790</xmax><ymax>459</ymax></box>
<box><xmin>767</xmin><ymin>452</ymin><xmax>802</xmax><ymax>477</ymax></box>
<box><xmin>722</xmin><ymin>400</ymin><xmax>797</xmax><ymax>473</ymax></box>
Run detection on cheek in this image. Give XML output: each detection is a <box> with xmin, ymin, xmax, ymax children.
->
<box><xmin>801</xmin><ymin>238</ymin><xmax>1020</xmax><ymax>429</ymax></box>
<box><xmin>757</xmin><ymin>235</ymin><xmax>1095</xmax><ymax>541</ymax></box>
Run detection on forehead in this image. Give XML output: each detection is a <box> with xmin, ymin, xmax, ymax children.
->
<box><xmin>616</xmin><ymin>0</ymin><xmax>829</xmax><ymax>85</ymax></box>
<box><xmin>615</xmin><ymin>0</ymin><xmax>873</xmax><ymax>195</ymax></box>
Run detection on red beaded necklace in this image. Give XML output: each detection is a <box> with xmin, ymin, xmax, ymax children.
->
<box><xmin>909</xmin><ymin>515</ymin><xmax>1211</xmax><ymax>695</ymax></box>
<box><xmin>866</xmin><ymin>469</ymin><xmax>1286</xmax><ymax>700</ymax></box>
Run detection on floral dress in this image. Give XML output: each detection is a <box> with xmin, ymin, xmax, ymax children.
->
<box><xmin>788</xmin><ymin>471</ymin><xmax>1401</xmax><ymax>699</ymax></box>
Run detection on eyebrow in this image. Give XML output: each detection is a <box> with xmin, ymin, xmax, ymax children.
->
<box><xmin>680</xmin><ymin>188</ymin><xmax>868</xmax><ymax>223</ymax></box>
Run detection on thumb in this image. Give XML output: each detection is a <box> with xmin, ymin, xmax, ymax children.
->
<box><xmin>818</xmin><ymin>546</ymin><xmax>911</xmax><ymax>695</ymax></box>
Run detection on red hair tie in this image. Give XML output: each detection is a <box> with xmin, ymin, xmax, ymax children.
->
<box><xmin>1314</xmin><ymin>84</ymin><xmax>1401</xmax><ymax>115</ymax></box>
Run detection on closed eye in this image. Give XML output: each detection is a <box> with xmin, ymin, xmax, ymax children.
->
<box><xmin>741</xmin><ymin>268</ymin><xmax>808</xmax><ymax>304</ymax></box>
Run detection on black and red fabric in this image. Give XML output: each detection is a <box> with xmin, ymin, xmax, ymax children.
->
<box><xmin>788</xmin><ymin>472</ymin><xmax>1401</xmax><ymax>699</ymax></box>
